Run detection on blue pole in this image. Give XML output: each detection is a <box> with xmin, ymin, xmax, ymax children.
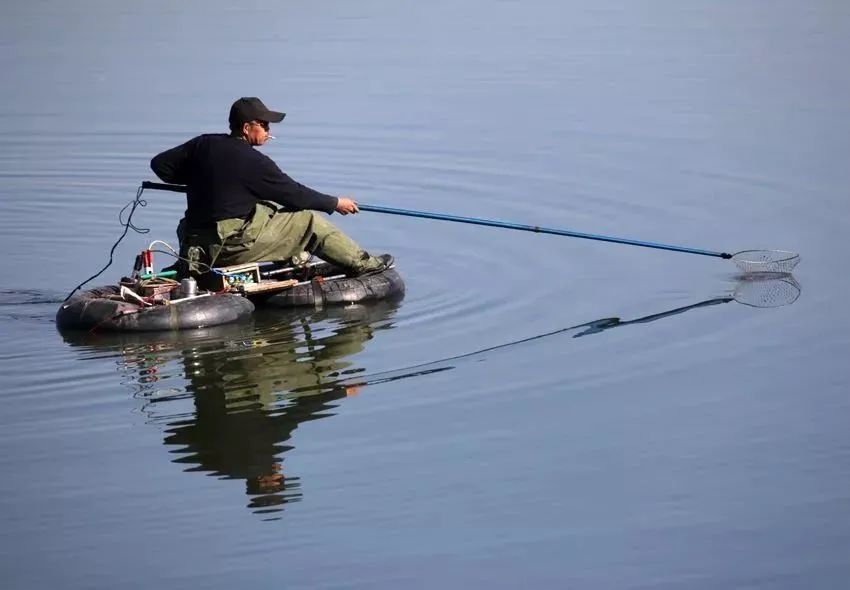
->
<box><xmin>140</xmin><ymin>182</ymin><xmax>731</xmax><ymax>259</ymax></box>
<box><xmin>358</xmin><ymin>204</ymin><xmax>732</xmax><ymax>259</ymax></box>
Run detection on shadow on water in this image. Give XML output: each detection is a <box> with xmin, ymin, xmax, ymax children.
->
<box><xmin>325</xmin><ymin>273</ymin><xmax>802</xmax><ymax>391</ymax></box>
<box><xmin>57</xmin><ymin>273</ymin><xmax>800</xmax><ymax>519</ymax></box>
<box><xmin>61</xmin><ymin>300</ymin><xmax>402</xmax><ymax>519</ymax></box>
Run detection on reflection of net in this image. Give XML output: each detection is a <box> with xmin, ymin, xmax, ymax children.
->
<box><xmin>732</xmin><ymin>250</ymin><xmax>799</xmax><ymax>273</ymax></box>
<box><xmin>733</xmin><ymin>273</ymin><xmax>801</xmax><ymax>308</ymax></box>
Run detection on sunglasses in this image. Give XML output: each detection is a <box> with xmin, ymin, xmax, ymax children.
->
<box><xmin>249</xmin><ymin>120</ymin><xmax>270</xmax><ymax>130</ymax></box>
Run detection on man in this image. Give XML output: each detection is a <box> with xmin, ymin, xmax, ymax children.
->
<box><xmin>150</xmin><ymin>97</ymin><xmax>392</xmax><ymax>276</ymax></box>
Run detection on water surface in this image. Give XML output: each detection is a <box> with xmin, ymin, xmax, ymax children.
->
<box><xmin>2</xmin><ymin>1</ymin><xmax>849</xmax><ymax>588</ymax></box>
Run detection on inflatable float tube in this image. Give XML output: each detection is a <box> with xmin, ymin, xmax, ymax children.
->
<box><xmin>257</xmin><ymin>268</ymin><xmax>405</xmax><ymax>308</ymax></box>
<box><xmin>56</xmin><ymin>285</ymin><xmax>255</xmax><ymax>332</ymax></box>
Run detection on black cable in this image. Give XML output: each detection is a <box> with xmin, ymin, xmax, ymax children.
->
<box><xmin>63</xmin><ymin>186</ymin><xmax>149</xmax><ymax>301</ymax></box>
<box><xmin>119</xmin><ymin>190</ymin><xmax>150</xmax><ymax>235</ymax></box>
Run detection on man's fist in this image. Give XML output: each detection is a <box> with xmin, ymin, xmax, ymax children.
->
<box><xmin>335</xmin><ymin>197</ymin><xmax>360</xmax><ymax>215</ymax></box>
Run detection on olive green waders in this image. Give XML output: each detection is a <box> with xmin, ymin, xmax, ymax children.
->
<box><xmin>177</xmin><ymin>201</ymin><xmax>384</xmax><ymax>275</ymax></box>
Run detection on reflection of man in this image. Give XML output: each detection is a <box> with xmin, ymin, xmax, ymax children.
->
<box><xmin>161</xmin><ymin>304</ymin><xmax>396</xmax><ymax>514</ymax></box>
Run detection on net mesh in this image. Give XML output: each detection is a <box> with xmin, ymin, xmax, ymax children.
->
<box><xmin>732</xmin><ymin>250</ymin><xmax>799</xmax><ymax>273</ymax></box>
<box><xmin>732</xmin><ymin>273</ymin><xmax>801</xmax><ymax>308</ymax></box>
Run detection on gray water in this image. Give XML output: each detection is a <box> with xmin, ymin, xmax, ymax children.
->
<box><xmin>2</xmin><ymin>1</ymin><xmax>850</xmax><ymax>588</ymax></box>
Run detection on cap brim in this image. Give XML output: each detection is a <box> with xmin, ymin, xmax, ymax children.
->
<box><xmin>263</xmin><ymin>110</ymin><xmax>285</xmax><ymax>123</ymax></box>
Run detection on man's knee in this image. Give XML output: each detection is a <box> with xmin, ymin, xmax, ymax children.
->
<box><xmin>308</xmin><ymin>211</ymin><xmax>342</xmax><ymax>236</ymax></box>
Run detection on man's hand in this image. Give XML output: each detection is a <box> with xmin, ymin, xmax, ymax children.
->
<box><xmin>335</xmin><ymin>196</ymin><xmax>360</xmax><ymax>215</ymax></box>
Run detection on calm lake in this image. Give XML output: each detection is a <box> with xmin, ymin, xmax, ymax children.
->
<box><xmin>2</xmin><ymin>1</ymin><xmax>849</xmax><ymax>588</ymax></box>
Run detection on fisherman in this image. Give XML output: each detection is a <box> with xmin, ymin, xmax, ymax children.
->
<box><xmin>150</xmin><ymin>97</ymin><xmax>392</xmax><ymax>276</ymax></box>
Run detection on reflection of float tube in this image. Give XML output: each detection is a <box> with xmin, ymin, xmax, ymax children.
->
<box><xmin>58</xmin><ymin>301</ymin><xmax>403</xmax><ymax>516</ymax></box>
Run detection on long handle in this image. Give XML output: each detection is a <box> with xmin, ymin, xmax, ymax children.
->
<box><xmin>142</xmin><ymin>181</ymin><xmax>186</xmax><ymax>193</ymax></box>
<box><xmin>140</xmin><ymin>181</ymin><xmax>731</xmax><ymax>259</ymax></box>
<box><xmin>358</xmin><ymin>203</ymin><xmax>732</xmax><ymax>259</ymax></box>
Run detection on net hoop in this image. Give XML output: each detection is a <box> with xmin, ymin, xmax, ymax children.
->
<box><xmin>731</xmin><ymin>250</ymin><xmax>799</xmax><ymax>274</ymax></box>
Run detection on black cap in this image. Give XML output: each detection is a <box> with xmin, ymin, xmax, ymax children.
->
<box><xmin>228</xmin><ymin>97</ymin><xmax>286</xmax><ymax>127</ymax></box>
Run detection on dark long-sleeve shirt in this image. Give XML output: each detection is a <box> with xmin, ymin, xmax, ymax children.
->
<box><xmin>150</xmin><ymin>134</ymin><xmax>338</xmax><ymax>227</ymax></box>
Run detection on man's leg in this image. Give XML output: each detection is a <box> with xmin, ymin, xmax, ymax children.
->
<box><xmin>169</xmin><ymin>217</ymin><xmax>216</xmax><ymax>277</ymax></box>
<box><xmin>306</xmin><ymin>213</ymin><xmax>388</xmax><ymax>274</ymax></box>
<box><xmin>225</xmin><ymin>206</ymin><xmax>389</xmax><ymax>275</ymax></box>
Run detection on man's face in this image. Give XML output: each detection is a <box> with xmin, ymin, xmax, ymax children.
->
<box><xmin>243</xmin><ymin>120</ymin><xmax>270</xmax><ymax>145</ymax></box>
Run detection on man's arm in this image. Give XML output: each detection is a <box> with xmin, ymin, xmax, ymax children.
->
<box><xmin>252</xmin><ymin>155</ymin><xmax>339</xmax><ymax>214</ymax></box>
<box><xmin>150</xmin><ymin>137</ymin><xmax>197</xmax><ymax>184</ymax></box>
